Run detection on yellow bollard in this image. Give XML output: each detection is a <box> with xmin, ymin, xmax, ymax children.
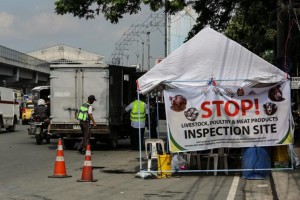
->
<box><xmin>157</xmin><ymin>154</ymin><xmax>172</xmax><ymax>178</ymax></box>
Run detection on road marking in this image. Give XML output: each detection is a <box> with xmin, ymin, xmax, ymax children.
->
<box><xmin>257</xmin><ymin>184</ymin><xmax>269</xmax><ymax>188</ymax></box>
<box><xmin>226</xmin><ymin>175</ymin><xmax>240</xmax><ymax>200</ymax></box>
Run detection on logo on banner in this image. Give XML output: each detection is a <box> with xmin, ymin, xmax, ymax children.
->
<box><xmin>207</xmin><ymin>75</ymin><xmax>217</xmax><ymax>86</ymax></box>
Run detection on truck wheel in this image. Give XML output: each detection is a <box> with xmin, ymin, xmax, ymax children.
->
<box><xmin>35</xmin><ymin>135</ymin><xmax>42</xmax><ymax>145</ymax></box>
<box><xmin>35</xmin><ymin>136</ymin><xmax>42</xmax><ymax>145</ymax></box>
<box><xmin>63</xmin><ymin>139</ymin><xmax>75</xmax><ymax>149</ymax></box>
<box><xmin>7</xmin><ymin>123</ymin><xmax>16</xmax><ymax>132</ymax></box>
<box><xmin>90</xmin><ymin>139</ymin><xmax>97</xmax><ymax>146</ymax></box>
<box><xmin>46</xmin><ymin>136</ymin><xmax>51</xmax><ymax>144</ymax></box>
<box><xmin>107</xmin><ymin>136</ymin><xmax>118</xmax><ymax>149</ymax></box>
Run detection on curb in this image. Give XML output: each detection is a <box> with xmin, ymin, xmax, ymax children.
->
<box><xmin>270</xmin><ymin>171</ymin><xmax>279</xmax><ymax>200</ymax></box>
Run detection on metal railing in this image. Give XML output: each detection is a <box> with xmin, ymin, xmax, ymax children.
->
<box><xmin>0</xmin><ymin>45</ymin><xmax>50</xmax><ymax>74</ymax></box>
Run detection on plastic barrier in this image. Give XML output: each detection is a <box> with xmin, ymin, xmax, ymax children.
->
<box><xmin>242</xmin><ymin>147</ymin><xmax>271</xmax><ymax>179</ymax></box>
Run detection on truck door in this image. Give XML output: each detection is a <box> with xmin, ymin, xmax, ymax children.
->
<box><xmin>50</xmin><ymin>68</ymin><xmax>108</xmax><ymax>124</ymax></box>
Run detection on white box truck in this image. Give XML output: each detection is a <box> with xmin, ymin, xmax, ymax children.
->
<box><xmin>0</xmin><ymin>86</ymin><xmax>20</xmax><ymax>132</ymax></box>
<box><xmin>49</xmin><ymin>65</ymin><xmax>141</xmax><ymax>149</ymax></box>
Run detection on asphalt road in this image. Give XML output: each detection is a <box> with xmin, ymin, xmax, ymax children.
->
<box><xmin>0</xmin><ymin>124</ymin><xmax>273</xmax><ymax>200</ymax></box>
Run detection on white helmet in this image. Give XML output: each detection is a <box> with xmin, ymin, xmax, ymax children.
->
<box><xmin>37</xmin><ymin>99</ymin><xmax>45</xmax><ymax>106</ymax></box>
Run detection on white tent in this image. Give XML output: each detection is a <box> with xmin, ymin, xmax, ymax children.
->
<box><xmin>137</xmin><ymin>27</ymin><xmax>288</xmax><ymax>94</ymax></box>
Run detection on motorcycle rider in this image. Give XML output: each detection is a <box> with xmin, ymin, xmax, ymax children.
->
<box><xmin>32</xmin><ymin>99</ymin><xmax>50</xmax><ymax>136</ymax></box>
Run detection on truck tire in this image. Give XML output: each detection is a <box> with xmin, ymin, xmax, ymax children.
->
<box><xmin>46</xmin><ymin>135</ymin><xmax>51</xmax><ymax>144</ymax></box>
<box><xmin>90</xmin><ymin>139</ymin><xmax>97</xmax><ymax>146</ymax></box>
<box><xmin>63</xmin><ymin>139</ymin><xmax>75</xmax><ymax>149</ymax></box>
<box><xmin>107</xmin><ymin>135</ymin><xmax>118</xmax><ymax>149</ymax></box>
<box><xmin>35</xmin><ymin>135</ymin><xmax>42</xmax><ymax>145</ymax></box>
<box><xmin>7</xmin><ymin>116</ymin><xmax>17</xmax><ymax>132</ymax></box>
<box><xmin>7</xmin><ymin>123</ymin><xmax>16</xmax><ymax>132</ymax></box>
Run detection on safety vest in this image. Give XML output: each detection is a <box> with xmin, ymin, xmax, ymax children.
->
<box><xmin>77</xmin><ymin>103</ymin><xmax>90</xmax><ymax>121</ymax></box>
<box><xmin>130</xmin><ymin>100</ymin><xmax>146</xmax><ymax>122</ymax></box>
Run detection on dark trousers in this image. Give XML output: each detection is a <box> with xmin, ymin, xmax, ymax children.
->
<box><xmin>130</xmin><ymin>127</ymin><xmax>145</xmax><ymax>150</ymax></box>
<box><xmin>79</xmin><ymin>121</ymin><xmax>91</xmax><ymax>151</ymax></box>
<box><xmin>149</xmin><ymin>125</ymin><xmax>158</xmax><ymax>138</ymax></box>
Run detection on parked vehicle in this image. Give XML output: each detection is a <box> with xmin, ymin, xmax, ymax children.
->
<box><xmin>21</xmin><ymin>101</ymin><xmax>35</xmax><ymax>124</ymax></box>
<box><xmin>49</xmin><ymin>65</ymin><xmax>141</xmax><ymax>149</ymax></box>
<box><xmin>23</xmin><ymin>93</ymin><xmax>32</xmax><ymax>102</ymax></box>
<box><xmin>0</xmin><ymin>86</ymin><xmax>20</xmax><ymax>132</ymax></box>
<box><xmin>31</xmin><ymin>86</ymin><xmax>50</xmax><ymax>105</ymax></box>
<box><xmin>29</xmin><ymin>115</ymin><xmax>50</xmax><ymax>145</ymax></box>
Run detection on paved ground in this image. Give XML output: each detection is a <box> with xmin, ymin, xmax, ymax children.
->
<box><xmin>1</xmin><ymin>124</ymin><xmax>299</xmax><ymax>200</ymax></box>
<box><xmin>272</xmin><ymin>167</ymin><xmax>300</xmax><ymax>200</ymax></box>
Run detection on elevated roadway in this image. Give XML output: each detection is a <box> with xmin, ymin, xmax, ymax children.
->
<box><xmin>0</xmin><ymin>45</ymin><xmax>50</xmax><ymax>93</ymax></box>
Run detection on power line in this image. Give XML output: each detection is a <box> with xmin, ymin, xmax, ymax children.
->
<box><xmin>109</xmin><ymin>11</ymin><xmax>165</xmax><ymax>66</ymax></box>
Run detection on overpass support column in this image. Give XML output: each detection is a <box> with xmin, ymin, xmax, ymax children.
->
<box><xmin>6</xmin><ymin>68</ymin><xmax>19</xmax><ymax>82</ymax></box>
<box><xmin>32</xmin><ymin>72</ymin><xmax>39</xmax><ymax>84</ymax></box>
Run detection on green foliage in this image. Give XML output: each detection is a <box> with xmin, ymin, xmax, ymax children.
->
<box><xmin>186</xmin><ymin>0</ymin><xmax>236</xmax><ymax>39</ymax></box>
<box><xmin>54</xmin><ymin>0</ymin><xmax>287</xmax><ymax>59</ymax></box>
<box><xmin>55</xmin><ymin>0</ymin><xmax>143</xmax><ymax>23</ymax></box>
<box><xmin>224</xmin><ymin>0</ymin><xmax>277</xmax><ymax>57</ymax></box>
<box><xmin>54</xmin><ymin>0</ymin><xmax>187</xmax><ymax>24</ymax></box>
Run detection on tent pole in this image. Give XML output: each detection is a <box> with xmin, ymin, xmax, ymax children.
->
<box><xmin>156</xmin><ymin>92</ymin><xmax>160</xmax><ymax>139</ymax></box>
<box><xmin>147</xmin><ymin>95</ymin><xmax>151</xmax><ymax>139</ymax></box>
<box><xmin>137</xmin><ymin>91</ymin><xmax>142</xmax><ymax>171</ymax></box>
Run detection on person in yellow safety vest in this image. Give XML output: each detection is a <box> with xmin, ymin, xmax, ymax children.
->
<box><xmin>77</xmin><ymin>95</ymin><xmax>97</xmax><ymax>154</ymax></box>
<box><xmin>125</xmin><ymin>96</ymin><xmax>147</xmax><ymax>150</ymax></box>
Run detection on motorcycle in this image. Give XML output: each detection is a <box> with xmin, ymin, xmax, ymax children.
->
<box><xmin>29</xmin><ymin>115</ymin><xmax>50</xmax><ymax>145</ymax></box>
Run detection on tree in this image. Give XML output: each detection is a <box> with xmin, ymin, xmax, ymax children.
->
<box><xmin>54</xmin><ymin>0</ymin><xmax>294</xmax><ymax>63</ymax></box>
<box><xmin>54</xmin><ymin>0</ymin><xmax>186</xmax><ymax>24</ymax></box>
<box><xmin>185</xmin><ymin>0</ymin><xmax>237</xmax><ymax>39</ymax></box>
<box><xmin>224</xmin><ymin>0</ymin><xmax>278</xmax><ymax>59</ymax></box>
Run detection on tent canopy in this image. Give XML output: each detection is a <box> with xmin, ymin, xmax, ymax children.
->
<box><xmin>137</xmin><ymin>27</ymin><xmax>287</xmax><ymax>94</ymax></box>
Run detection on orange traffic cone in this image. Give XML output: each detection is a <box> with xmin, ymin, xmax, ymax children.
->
<box><xmin>48</xmin><ymin>138</ymin><xmax>72</xmax><ymax>178</ymax></box>
<box><xmin>77</xmin><ymin>144</ymin><xmax>97</xmax><ymax>182</ymax></box>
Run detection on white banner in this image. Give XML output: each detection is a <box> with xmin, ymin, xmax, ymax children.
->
<box><xmin>164</xmin><ymin>81</ymin><xmax>293</xmax><ymax>152</ymax></box>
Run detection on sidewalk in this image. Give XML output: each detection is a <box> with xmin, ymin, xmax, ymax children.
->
<box><xmin>271</xmin><ymin>168</ymin><xmax>300</xmax><ymax>200</ymax></box>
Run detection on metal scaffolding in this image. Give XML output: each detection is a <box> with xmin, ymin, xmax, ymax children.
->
<box><xmin>109</xmin><ymin>11</ymin><xmax>165</xmax><ymax>68</ymax></box>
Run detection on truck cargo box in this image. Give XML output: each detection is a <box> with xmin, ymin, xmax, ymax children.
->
<box><xmin>49</xmin><ymin>65</ymin><xmax>139</xmax><ymax>149</ymax></box>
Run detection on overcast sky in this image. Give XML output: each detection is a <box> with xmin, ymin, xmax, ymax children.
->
<box><xmin>0</xmin><ymin>0</ymin><xmax>165</xmax><ymax>67</ymax></box>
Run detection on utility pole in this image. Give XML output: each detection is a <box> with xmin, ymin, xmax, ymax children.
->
<box><xmin>110</xmin><ymin>13</ymin><xmax>164</xmax><ymax>66</ymax></box>
<box><xmin>165</xmin><ymin>0</ymin><xmax>168</xmax><ymax>57</ymax></box>
<box><xmin>277</xmin><ymin>0</ymin><xmax>287</xmax><ymax>62</ymax></box>
<box><xmin>142</xmin><ymin>42</ymin><xmax>145</xmax><ymax>71</ymax></box>
<box><xmin>136</xmin><ymin>40</ymin><xmax>140</xmax><ymax>67</ymax></box>
<box><xmin>147</xmin><ymin>32</ymin><xmax>150</xmax><ymax>71</ymax></box>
